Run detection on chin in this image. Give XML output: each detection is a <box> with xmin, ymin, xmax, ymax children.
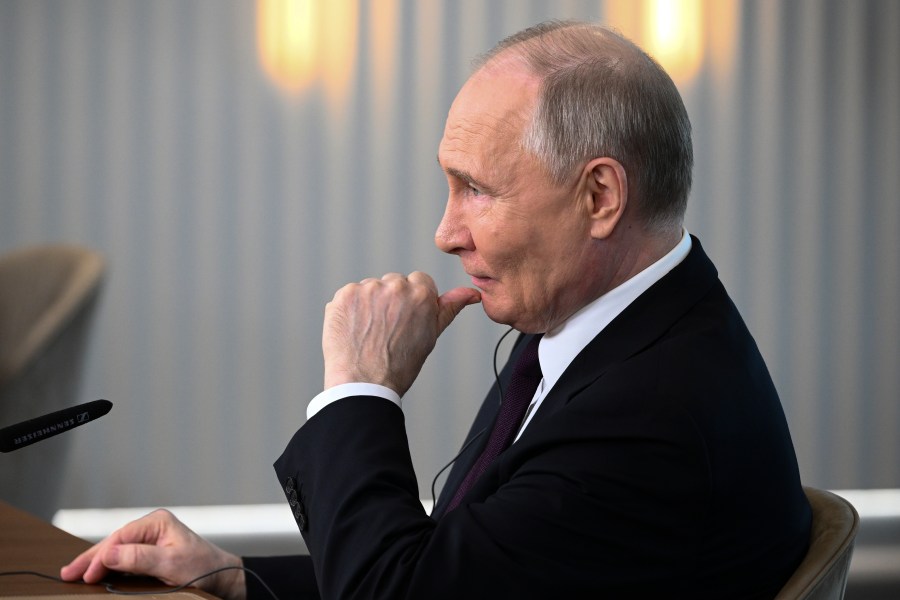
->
<box><xmin>481</xmin><ymin>300</ymin><xmax>515</xmax><ymax>328</ymax></box>
<box><xmin>482</xmin><ymin>300</ymin><xmax>541</xmax><ymax>333</ymax></box>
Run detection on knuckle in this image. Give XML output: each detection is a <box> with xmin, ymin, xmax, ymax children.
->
<box><xmin>331</xmin><ymin>284</ymin><xmax>359</xmax><ymax>305</ymax></box>
<box><xmin>149</xmin><ymin>508</ymin><xmax>175</xmax><ymax>523</ymax></box>
<box><xmin>337</xmin><ymin>282</ymin><xmax>357</xmax><ymax>296</ymax></box>
<box><xmin>384</xmin><ymin>277</ymin><xmax>406</xmax><ymax>292</ymax></box>
<box><xmin>411</xmin><ymin>284</ymin><xmax>432</xmax><ymax>303</ymax></box>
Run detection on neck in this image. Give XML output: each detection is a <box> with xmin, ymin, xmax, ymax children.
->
<box><xmin>595</xmin><ymin>224</ymin><xmax>683</xmax><ymax>299</ymax></box>
<box><xmin>533</xmin><ymin>225</ymin><xmax>682</xmax><ymax>335</ymax></box>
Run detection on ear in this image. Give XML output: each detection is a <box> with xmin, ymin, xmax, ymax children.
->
<box><xmin>581</xmin><ymin>157</ymin><xmax>627</xmax><ymax>240</ymax></box>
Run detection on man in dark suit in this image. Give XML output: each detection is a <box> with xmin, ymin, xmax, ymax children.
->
<box><xmin>62</xmin><ymin>20</ymin><xmax>811</xmax><ymax>599</ymax></box>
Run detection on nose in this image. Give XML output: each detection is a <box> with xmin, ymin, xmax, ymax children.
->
<box><xmin>434</xmin><ymin>195</ymin><xmax>473</xmax><ymax>255</ymax></box>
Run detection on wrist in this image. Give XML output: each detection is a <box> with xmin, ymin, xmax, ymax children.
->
<box><xmin>206</xmin><ymin>554</ymin><xmax>246</xmax><ymax>600</ymax></box>
<box><xmin>324</xmin><ymin>365</ymin><xmax>382</xmax><ymax>390</ymax></box>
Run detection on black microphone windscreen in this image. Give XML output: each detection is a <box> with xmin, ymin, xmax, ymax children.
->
<box><xmin>0</xmin><ymin>399</ymin><xmax>112</xmax><ymax>453</ymax></box>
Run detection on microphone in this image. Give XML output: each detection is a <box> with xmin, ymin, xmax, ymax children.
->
<box><xmin>0</xmin><ymin>399</ymin><xmax>112</xmax><ymax>453</ymax></box>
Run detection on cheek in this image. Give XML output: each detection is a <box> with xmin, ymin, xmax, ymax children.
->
<box><xmin>492</xmin><ymin>249</ymin><xmax>550</xmax><ymax>315</ymax></box>
<box><xmin>522</xmin><ymin>234</ymin><xmax>588</xmax><ymax>298</ymax></box>
<box><xmin>473</xmin><ymin>218</ymin><xmax>525</xmax><ymax>269</ymax></box>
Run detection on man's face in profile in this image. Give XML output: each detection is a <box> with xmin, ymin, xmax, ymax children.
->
<box><xmin>435</xmin><ymin>63</ymin><xmax>603</xmax><ymax>334</ymax></box>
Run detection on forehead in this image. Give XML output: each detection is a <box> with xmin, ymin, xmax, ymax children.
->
<box><xmin>438</xmin><ymin>65</ymin><xmax>541</xmax><ymax>165</ymax></box>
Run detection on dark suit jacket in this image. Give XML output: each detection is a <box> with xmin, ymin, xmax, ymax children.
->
<box><xmin>246</xmin><ymin>237</ymin><xmax>811</xmax><ymax>599</ymax></box>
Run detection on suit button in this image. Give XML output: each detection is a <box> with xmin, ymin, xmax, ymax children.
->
<box><xmin>295</xmin><ymin>506</ymin><xmax>308</xmax><ymax>531</ymax></box>
<box><xmin>292</xmin><ymin>500</ymin><xmax>308</xmax><ymax>531</ymax></box>
<box><xmin>282</xmin><ymin>478</ymin><xmax>307</xmax><ymax>531</ymax></box>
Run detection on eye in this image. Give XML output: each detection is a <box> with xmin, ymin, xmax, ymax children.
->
<box><xmin>468</xmin><ymin>185</ymin><xmax>483</xmax><ymax>197</ymax></box>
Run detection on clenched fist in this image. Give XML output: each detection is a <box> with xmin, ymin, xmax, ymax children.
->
<box><xmin>323</xmin><ymin>272</ymin><xmax>481</xmax><ymax>397</ymax></box>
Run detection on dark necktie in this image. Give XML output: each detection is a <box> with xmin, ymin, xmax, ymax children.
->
<box><xmin>446</xmin><ymin>334</ymin><xmax>543</xmax><ymax>513</ymax></box>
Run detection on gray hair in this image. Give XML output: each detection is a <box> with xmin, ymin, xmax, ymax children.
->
<box><xmin>475</xmin><ymin>21</ymin><xmax>693</xmax><ymax>231</ymax></box>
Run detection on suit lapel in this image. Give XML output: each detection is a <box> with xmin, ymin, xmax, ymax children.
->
<box><xmin>521</xmin><ymin>236</ymin><xmax>719</xmax><ymax>433</ymax></box>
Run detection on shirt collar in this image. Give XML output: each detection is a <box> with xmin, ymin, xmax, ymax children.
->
<box><xmin>537</xmin><ymin>230</ymin><xmax>692</xmax><ymax>394</ymax></box>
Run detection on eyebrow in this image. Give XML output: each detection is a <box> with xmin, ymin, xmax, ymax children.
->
<box><xmin>437</xmin><ymin>157</ymin><xmax>498</xmax><ymax>196</ymax></box>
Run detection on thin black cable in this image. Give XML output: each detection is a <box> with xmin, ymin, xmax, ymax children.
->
<box><xmin>429</xmin><ymin>426</ymin><xmax>486</xmax><ymax>509</ymax></box>
<box><xmin>0</xmin><ymin>566</ymin><xmax>280</xmax><ymax>600</ymax></box>
<box><xmin>105</xmin><ymin>565</ymin><xmax>279</xmax><ymax>600</ymax></box>
<box><xmin>492</xmin><ymin>326</ymin><xmax>516</xmax><ymax>405</ymax></box>
<box><xmin>429</xmin><ymin>326</ymin><xmax>515</xmax><ymax>507</ymax></box>
<box><xmin>0</xmin><ymin>570</ymin><xmax>66</xmax><ymax>582</ymax></box>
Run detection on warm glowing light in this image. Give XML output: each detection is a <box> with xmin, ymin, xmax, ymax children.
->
<box><xmin>257</xmin><ymin>0</ymin><xmax>318</xmax><ymax>92</ymax></box>
<box><xmin>256</xmin><ymin>0</ymin><xmax>358</xmax><ymax>100</ymax></box>
<box><xmin>643</xmin><ymin>0</ymin><xmax>703</xmax><ymax>82</ymax></box>
<box><xmin>319</xmin><ymin>0</ymin><xmax>359</xmax><ymax>106</ymax></box>
<box><xmin>606</xmin><ymin>0</ymin><xmax>723</xmax><ymax>84</ymax></box>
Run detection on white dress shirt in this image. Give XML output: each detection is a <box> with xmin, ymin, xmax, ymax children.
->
<box><xmin>308</xmin><ymin>231</ymin><xmax>692</xmax><ymax>432</ymax></box>
<box><xmin>515</xmin><ymin>230</ymin><xmax>691</xmax><ymax>440</ymax></box>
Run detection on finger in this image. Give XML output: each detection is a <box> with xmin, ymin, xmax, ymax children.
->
<box><xmin>437</xmin><ymin>286</ymin><xmax>482</xmax><ymax>333</ymax></box>
<box><xmin>80</xmin><ymin>546</ymin><xmax>117</xmax><ymax>584</ymax></box>
<box><xmin>381</xmin><ymin>272</ymin><xmax>405</xmax><ymax>281</ymax></box>
<box><xmin>407</xmin><ymin>271</ymin><xmax>438</xmax><ymax>294</ymax></box>
<box><xmin>67</xmin><ymin>510</ymin><xmax>170</xmax><ymax>582</ymax></box>
<box><xmin>60</xmin><ymin>544</ymin><xmax>102</xmax><ymax>581</ymax></box>
<box><xmin>104</xmin><ymin>543</ymin><xmax>170</xmax><ymax>583</ymax></box>
<box><xmin>80</xmin><ymin>541</ymin><xmax>169</xmax><ymax>585</ymax></box>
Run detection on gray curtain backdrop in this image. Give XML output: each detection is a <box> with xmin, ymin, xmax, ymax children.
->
<box><xmin>0</xmin><ymin>0</ymin><xmax>897</xmax><ymax>509</ymax></box>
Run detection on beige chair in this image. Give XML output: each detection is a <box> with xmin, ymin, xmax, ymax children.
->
<box><xmin>775</xmin><ymin>487</ymin><xmax>860</xmax><ymax>600</ymax></box>
<box><xmin>0</xmin><ymin>244</ymin><xmax>105</xmax><ymax>520</ymax></box>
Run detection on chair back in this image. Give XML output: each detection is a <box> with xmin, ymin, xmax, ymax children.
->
<box><xmin>775</xmin><ymin>487</ymin><xmax>859</xmax><ymax>600</ymax></box>
<box><xmin>0</xmin><ymin>244</ymin><xmax>105</xmax><ymax>519</ymax></box>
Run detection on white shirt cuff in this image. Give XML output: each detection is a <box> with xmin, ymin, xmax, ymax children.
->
<box><xmin>307</xmin><ymin>383</ymin><xmax>402</xmax><ymax>420</ymax></box>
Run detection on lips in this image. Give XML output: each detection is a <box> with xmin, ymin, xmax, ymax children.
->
<box><xmin>462</xmin><ymin>259</ymin><xmax>493</xmax><ymax>288</ymax></box>
<box><xmin>468</xmin><ymin>273</ymin><xmax>494</xmax><ymax>289</ymax></box>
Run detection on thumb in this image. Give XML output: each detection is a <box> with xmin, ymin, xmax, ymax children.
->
<box><xmin>437</xmin><ymin>287</ymin><xmax>481</xmax><ymax>333</ymax></box>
